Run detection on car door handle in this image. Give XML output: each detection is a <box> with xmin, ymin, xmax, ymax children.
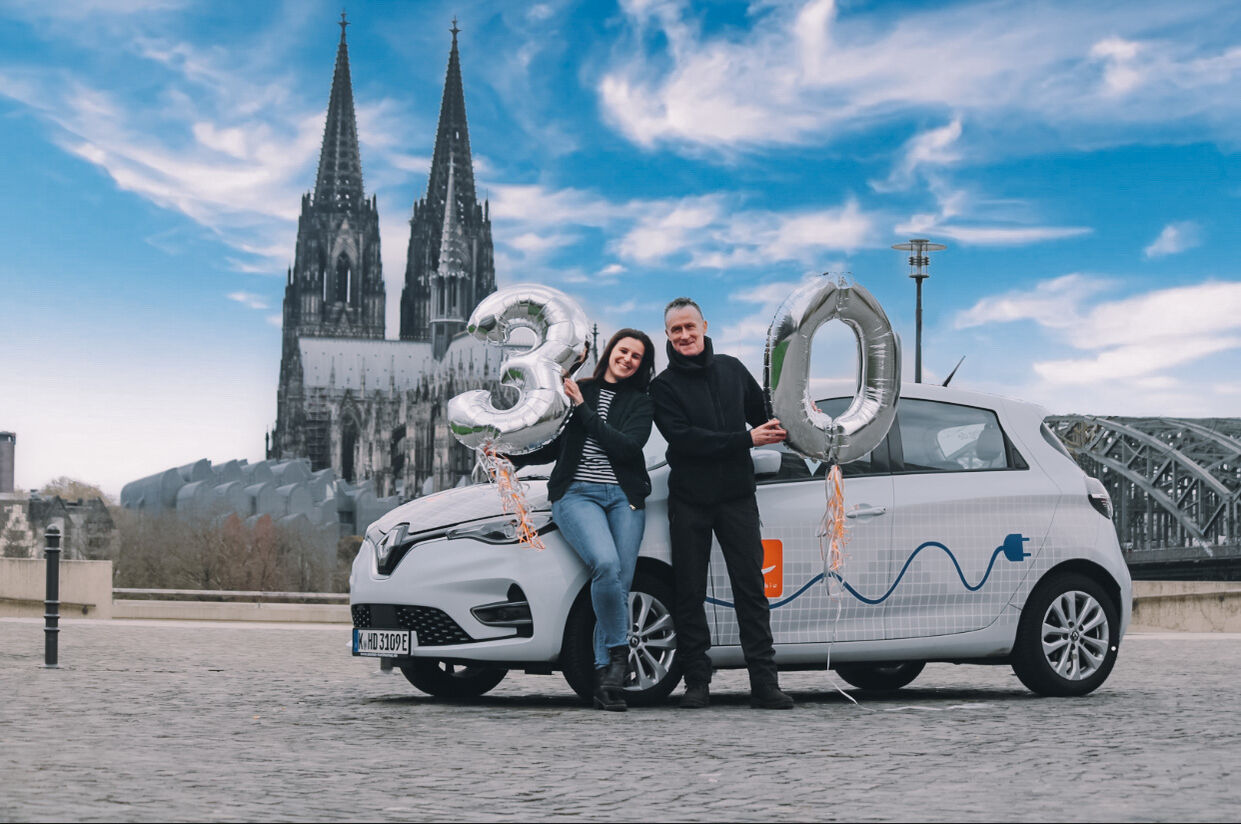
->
<box><xmin>846</xmin><ymin>505</ymin><xmax>887</xmax><ymax>518</ymax></box>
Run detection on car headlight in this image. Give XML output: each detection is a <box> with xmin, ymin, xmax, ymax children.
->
<box><xmin>446</xmin><ymin>512</ymin><xmax>555</xmax><ymax>544</ymax></box>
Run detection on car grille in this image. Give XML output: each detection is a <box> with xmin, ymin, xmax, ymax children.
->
<box><xmin>351</xmin><ymin>603</ymin><xmax>474</xmax><ymax>646</ymax></box>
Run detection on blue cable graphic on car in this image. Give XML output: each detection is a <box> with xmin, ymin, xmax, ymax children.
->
<box><xmin>706</xmin><ymin>533</ymin><xmax>1031</xmax><ymax>609</ymax></box>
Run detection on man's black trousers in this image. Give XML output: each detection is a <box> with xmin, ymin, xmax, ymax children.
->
<box><xmin>668</xmin><ymin>494</ymin><xmax>778</xmax><ymax>688</ymax></box>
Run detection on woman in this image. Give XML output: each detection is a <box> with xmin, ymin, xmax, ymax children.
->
<box><xmin>516</xmin><ymin>328</ymin><xmax>656</xmax><ymax>711</ymax></box>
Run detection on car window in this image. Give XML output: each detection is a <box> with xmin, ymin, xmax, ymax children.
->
<box><xmin>893</xmin><ymin>398</ymin><xmax>1025</xmax><ymax>473</ymax></box>
<box><xmin>1040</xmin><ymin>422</ymin><xmax>1074</xmax><ymax>459</ymax></box>
<box><xmin>756</xmin><ymin>397</ymin><xmax>889</xmax><ymax>483</ymax></box>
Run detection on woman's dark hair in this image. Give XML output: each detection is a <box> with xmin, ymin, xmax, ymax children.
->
<box><xmin>592</xmin><ymin>328</ymin><xmax>656</xmax><ymax>390</ymax></box>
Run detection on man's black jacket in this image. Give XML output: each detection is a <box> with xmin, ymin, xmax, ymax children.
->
<box><xmin>649</xmin><ymin>337</ymin><xmax>766</xmax><ymax>506</ymax></box>
<box><xmin>514</xmin><ymin>377</ymin><xmax>654</xmax><ymax>509</ymax></box>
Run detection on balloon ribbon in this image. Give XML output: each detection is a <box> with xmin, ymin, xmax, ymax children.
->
<box><xmin>478</xmin><ymin>443</ymin><xmax>545</xmax><ymax>550</ymax></box>
<box><xmin>818</xmin><ymin>463</ymin><xmax>847</xmax><ymax>573</ymax></box>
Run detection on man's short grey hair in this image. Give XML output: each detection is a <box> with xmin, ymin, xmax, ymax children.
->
<box><xmin>664</xmin><ymin>297</ymin><xmax>703</xmax><ymax>322</ymax></box>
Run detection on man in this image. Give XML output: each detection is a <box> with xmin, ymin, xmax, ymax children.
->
<box><xmin>650</xmin><ymin>297</ymin><xmax>794</xmax><ymax>710</ymax></box>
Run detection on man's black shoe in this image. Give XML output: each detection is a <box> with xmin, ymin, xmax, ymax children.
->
<box><xmin>680</xmin><ymin>683</ymin><xmax>710</xmax><ymax>709</ymax></box>
<box><xmin>749</xmin><ymin>684</ymin><xmax>794</xmax><ymax>709</ymax></box>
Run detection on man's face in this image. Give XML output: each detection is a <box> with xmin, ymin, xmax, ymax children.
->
<box><xmin>665</xmin><ymin>305</ymin><xmax>707</xmax><ymax>357</ymax></box>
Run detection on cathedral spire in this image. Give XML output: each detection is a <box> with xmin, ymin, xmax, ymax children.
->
<box><xmin>400</xmin><ymin>22</ymin><xmax>494</xmax><ymax>347</ymax></box>
<box><xmin>438</xmin><ymin>149</ymin><xmax>468</xmax><ymax>278</ymax></box>
<box><xmin>425</xmin><ymin>18</ymin><xmax>476</xmax><ymax>214</ymax></box>
<box><xmin>314</xmin><ymin>11</ymin><xmax>365</xmax><ymax>210</ymax></box>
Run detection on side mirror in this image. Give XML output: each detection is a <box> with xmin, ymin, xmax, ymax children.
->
<box><xmin>752</xmin><ymin>450</ymin><xmax>782</xmax><ymax>477</ymax></box>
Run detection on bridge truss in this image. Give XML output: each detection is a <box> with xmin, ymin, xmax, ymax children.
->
<box><xmin>1046</xmin><ymin>415</ymin><xmax>1241</xmax><ymax>557</ymax></box>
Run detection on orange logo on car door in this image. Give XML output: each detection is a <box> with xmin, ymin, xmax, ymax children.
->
<box><xmin>761</xmin><ymin>539</ymin><xmax>783</xmax><ymax>598</ymax></box>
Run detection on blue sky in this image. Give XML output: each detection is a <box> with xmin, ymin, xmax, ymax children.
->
<box><xmin>2</xmin><ymin>0</ymin><xmax>1240</xmax><ymax>497</ymax></box>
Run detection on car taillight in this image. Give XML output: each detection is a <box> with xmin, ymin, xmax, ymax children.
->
<box><xmin>1084</xmin><ymin>476</ymin><xmax>1113</xmax><ymax>520</ymax></box>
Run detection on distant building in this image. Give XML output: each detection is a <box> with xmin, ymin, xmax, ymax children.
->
<box><xmin>120</xmin><ymin>457</ymin><xmax>395</xmax><ymax>546</ymax></box>
<box><xmin>0</xmin><ymin>491</ymin><xmax>115</xmax><ymax>560</ymax></box>
<box><xmin>271</xmin><ymin>17</ymin><xmax>501</xmax><ymax>499</ymax></box>
<box><xmin>0</xmin><ymin>432</ymin><xmax>14</xmax><ymax>494</ymax></box>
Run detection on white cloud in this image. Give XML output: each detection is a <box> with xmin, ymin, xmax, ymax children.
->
<box><xmin>597</xmin><ymin>1</ymin><xmax>1241</xmax><ymax>153</ymax></box>
<box><xmin>878</xmin><ymin>119</ymin><xmax>963</xmax><ymax>190</ymax></box>
<box><xmin>506</xmin><ymin>232</ymin><xmax>576</xmax><ymax>257</ymax></box>
<box><xmin>1090</xmin><ymin>36</ymin><xmax>1145</xmax><ymax>95</ymax></box>
<box><xmin>226</xmin><ymin>291</ymin><xmax>269</xmax><ymax>310</ymax></box>
<box><xmin>1034</xmin><ymin>336</ymin><xmax>1241</xmax><ymax>384</ymax></box>
<box><xmin>956</xmin><ymin>277</ymin><xmax>1241</xmax><ymax>385</ymax></box>
<box><xmin>954</xmin><ymin>273</ymin><xmax>1107</xmax><ymax>330</ymax></box>
<box><xmin>895</xmin><ymin>167</ymin><xmax>1091</xmax><ymax>247</ymax></box>
<box><xmin>1144</xmin><ymin>221</ymin><xmax>1202</xmax><ymax>258</ymax></box>
<box><xmin>0</xmin><ymin>17</ymin><xmax>437</xmax><ymax>282</ymax></box>
<box><xmin>490</xmin><ymin>183</ymin><xmax>879</xmax><ymax>270</ymax></box>
<box><xmin>488</xmin><ymin>183</ymin><xmax>630</xmax><ymax>229</ymax></box>
<box><xmin>613</xmin><ymin>196</ymin><xmax>725</xmax><ymax>263</ymax></box>
<box><xmin>924</xmin><ymin>224</ymin><xmax>1093</xmax><ymax>246</ymax></box>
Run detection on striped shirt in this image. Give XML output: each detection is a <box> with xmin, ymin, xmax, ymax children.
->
<box><xmin>573</xmin><ymin>388</ymin><xmax>619</xmax><ymax>485</ymax></box>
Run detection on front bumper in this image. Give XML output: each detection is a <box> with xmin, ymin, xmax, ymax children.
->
<box><xmin>349</xmin><ymin>529</ymin><xmax>589</xmax><ymax>664</ymax></box>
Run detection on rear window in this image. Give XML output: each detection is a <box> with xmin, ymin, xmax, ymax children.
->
<box><xmin>894</xmin><ymin>398</ymin><xmax>1026</xmax><ymax>473</ymax></box>
<box><xmin>1040</xmin><ymin>423</ymin><xmax>1074</xmax><ymax>460</ymax></box>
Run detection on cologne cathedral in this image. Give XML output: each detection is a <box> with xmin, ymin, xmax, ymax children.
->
<box><xmin>270</xmin><ymin>17</ymin><xmax>501</xmax><ymax>499</ymax></box>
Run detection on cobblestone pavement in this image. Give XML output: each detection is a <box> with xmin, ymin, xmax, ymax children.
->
<box><xmin>2</xmin><ymin>618</ymin><xmax>1239</xmax><ymax>822</ymax></box>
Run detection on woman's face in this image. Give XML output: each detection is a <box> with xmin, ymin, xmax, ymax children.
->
<box><xmin>605</xmin><ymin>337</ymin><xmax>645</xmax><ymax>383</ymax></box>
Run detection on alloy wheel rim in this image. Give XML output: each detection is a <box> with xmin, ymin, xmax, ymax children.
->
<box><xmin>625</xmin><ymin>590</ymin><xmax>677</xmax><ymax>691</ymax></box>
<box><xmin>1041</xmin><ymin>590</ymin><xmax>1109</xmax><ymax>681</ymax></box>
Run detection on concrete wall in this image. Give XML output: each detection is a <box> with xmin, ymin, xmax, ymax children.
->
<box><xmin>0</xmin><ymin>557</ymin><xmax>113</xmax><ymax>619</ymax></box>
<box><xmin>112</xmin><ymin>600</ymin><xmax>348</xmax><ymax>623</ymax></box>
<box><xmin>0</xmin><ymin>563</ymin><xmax>1232</xmax><ymax>630</ymax></box>
<box><xmin>1131</xmin><ymin>581</ymin><xmax>1241</xmax><ymax>633</ymax></box>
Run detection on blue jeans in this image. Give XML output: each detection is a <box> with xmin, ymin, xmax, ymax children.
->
<box><xmin>552</xmin><ymin>481</ymin><xmax>646</xmax><ymax>669</ymax></box>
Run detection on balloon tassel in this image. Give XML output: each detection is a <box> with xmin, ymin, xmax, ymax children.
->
<box><xmin>477</xmin><ymin>443</ymin><xmax>545</xmax><ymax>550</ymax></box>
<box><xmin>819</xmin><ymin>464</ymin><xmax>847</xmax><ymax>573</ymax></box>
<box><xmin>818</xmin><ymin>463</ymin><xmax>865</xmax><ymax>708</ymax></box>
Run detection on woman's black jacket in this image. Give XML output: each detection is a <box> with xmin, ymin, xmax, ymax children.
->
<box><xmin>512</xmin><ymin>378</ymin><xmax>654</xmax><ymax>509</ymax></box>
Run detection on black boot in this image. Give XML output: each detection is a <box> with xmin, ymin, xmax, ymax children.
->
<box><xmin>749</xmin><ymin>681</ymin><xmax>794</xmax><ymax>710</ymax></box>
<box><xmin>593</xmin><ymin>646</ymin><xmax>628</xmax><ymax>712</ymax></box>
<box><xmin>679</xmin><ymin>682</ymin><xmax>710</xmax><ymax>709</ymax></box>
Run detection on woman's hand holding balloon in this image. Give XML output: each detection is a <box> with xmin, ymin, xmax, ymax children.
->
<box><xmin>563</xmin><ymin>377</ymin><xmax>584</xmax><ymax>407</ymax></box>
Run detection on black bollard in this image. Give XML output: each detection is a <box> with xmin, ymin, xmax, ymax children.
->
<box><xmin>43</xmin><ymin>525</ymin><xmax>61</xmax><ymax>669</ymax></box>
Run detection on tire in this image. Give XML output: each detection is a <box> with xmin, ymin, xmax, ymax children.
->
<box><xmin>561</xmin><ymin>568</ymin><xmax>682</xmax><ymax>707</ymax></box>
<box><xmin>398</xmin><ymin>659</ymin><xmax>508</xmax><ymax>699</ymax></box>
<box><xmin>1011</xmin><ymin>571</ymin><xmax>1119</xmax><ymax>697</ymax></box>
<box><xmin>835</xmin><ymin>661</ymin><xmax>925</xmax><ymax>692</ymax></box>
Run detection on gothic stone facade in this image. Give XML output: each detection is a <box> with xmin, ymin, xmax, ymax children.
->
<box><xmin>271</xmin><ymin>18</ymin><xmax>498</xmax><ymax>500</ymax></box>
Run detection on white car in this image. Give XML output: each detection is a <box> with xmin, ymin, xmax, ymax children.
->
<box><xmin>350</xmin><ymin>383</ymin><xmax>1130</xmax><ymax>703</ymax></box>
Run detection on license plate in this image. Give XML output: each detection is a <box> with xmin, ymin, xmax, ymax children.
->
<box><xmin>353</xmin><ymin>628</ymin><xmax>416</xmax><ymax>657</ymax></box>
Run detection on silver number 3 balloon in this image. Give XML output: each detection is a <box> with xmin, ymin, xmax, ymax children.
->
<box><xmin>765</xmin><ymin>277</ymin><xmax>901</xmax><ymax>464</ymax></box>
<box><xmin>448</xmin><ymin>284</ymin><xmax>591</xmax><ymax>455</ymax></box>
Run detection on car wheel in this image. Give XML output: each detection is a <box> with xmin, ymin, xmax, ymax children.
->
<box><xmin>561</xmin><ymin>568</ymin><xmax>682</xmax><ymax>706</ymax></box>
<box><xmin>835</xmin><ymin>661</ymin><xmax>925</xmax><ymax>692</ymax></box>
<box><xmin>1011</xmin><ymin>572</ymin><xmax>1119</xmax><ymax>697</ymax></box>
<box><xmin>398</xmin><ymin>659</ymin><xmax>508</xmax><ymax>699</ymax></box>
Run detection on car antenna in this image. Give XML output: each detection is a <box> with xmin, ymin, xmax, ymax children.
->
<box><xmin>942</xmin><ymin>356</ymin><xmax>966</xmax><ymax>387</ymax></box>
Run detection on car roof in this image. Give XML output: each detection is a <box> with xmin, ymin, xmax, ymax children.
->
<box><xmin>889</xmin><ymin>382</ymin><xmax>1050</xmax><ymax>419</ymax></box>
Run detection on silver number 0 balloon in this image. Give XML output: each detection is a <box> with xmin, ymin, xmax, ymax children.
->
<box><xmin>447</xmin><ymin>284</ymin><xmax>591</xmax><ymax>455</ymax></box>
<box><xmin>764</xmin><ymin>278</ymin><xmax>901</xmax><ymax>464</ymax></box>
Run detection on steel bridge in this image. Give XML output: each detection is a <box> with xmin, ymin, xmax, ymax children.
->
<box><xmin>1046</xmin><ymin>415</ymin><xmax>1241</xmax><ymax>579</ymax></box>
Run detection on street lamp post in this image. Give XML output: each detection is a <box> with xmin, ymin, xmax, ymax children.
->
<box><xmin>892</xmin><ymin>239</ymin><xmax>946</xmax><ymax>383</ymax></box>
